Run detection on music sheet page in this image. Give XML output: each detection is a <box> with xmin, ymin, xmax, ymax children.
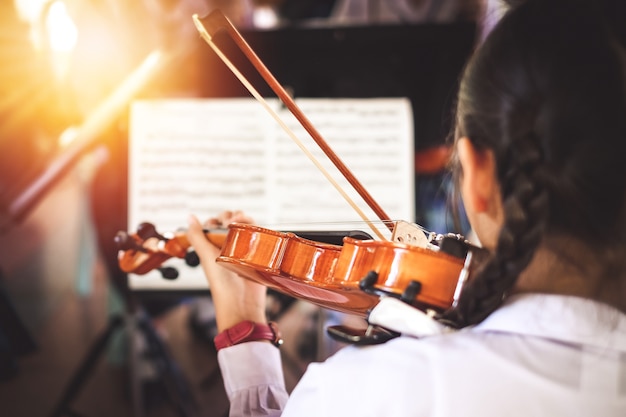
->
<box><xmin>128</xmin><ymin>97</ymin><xmax>414</xmax><ymax>290</ymax></box>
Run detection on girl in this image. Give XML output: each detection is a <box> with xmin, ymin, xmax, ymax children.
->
<box><xmin>187</xmin><ymin>0</ymin><xmax>626</xmax><ymax>415</ymax></box>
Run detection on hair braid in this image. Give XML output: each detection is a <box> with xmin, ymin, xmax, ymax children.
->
<box><xmin>439</xmin><ymin>0</ymin><xmax>626</xmax><ymax>326</ymax></box>
<box><xmin>439</xmin><ymin>133</ymin><xmax>549</xmax><ymax>328</ymax></box>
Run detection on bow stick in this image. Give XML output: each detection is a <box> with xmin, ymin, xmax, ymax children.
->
<box><xmin>192</xmin><ymin>10</ymin><xmax>394</xmax><ymax>241</ymax></box>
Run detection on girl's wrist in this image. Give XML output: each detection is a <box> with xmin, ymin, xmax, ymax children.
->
<box><xmin>213</xmin><ymin>320</ymin><xmax>283</xmax><ymax>350</ymax></box>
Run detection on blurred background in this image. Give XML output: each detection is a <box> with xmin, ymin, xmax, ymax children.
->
<box><xmin>0</xmin><ymin>0</ymin><xmax>495</xmax><ymax>416</ymax></box>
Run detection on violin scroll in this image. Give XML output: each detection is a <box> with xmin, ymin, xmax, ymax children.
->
<box><xmin>115</xmin><ymin>222</ymin><xmax>225</xmax><ymax>279</ymax></box>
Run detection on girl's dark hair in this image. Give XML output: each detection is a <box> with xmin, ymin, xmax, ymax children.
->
<box><xmin>439</xmin><ymin>0</ymin><xmax>626</xmax><ymax>328</ymax></box>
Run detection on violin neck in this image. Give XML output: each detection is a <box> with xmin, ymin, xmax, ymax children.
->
<box><xmin>201</xmin><ymin>229</ymin><xmax>228</xmax><ymax>249</ymax></box>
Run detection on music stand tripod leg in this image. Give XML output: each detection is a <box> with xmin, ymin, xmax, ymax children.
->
<box><xmin>48</xmin><ymin>315</ymin><xmax>124</xmax><ymax>417</ymax></box>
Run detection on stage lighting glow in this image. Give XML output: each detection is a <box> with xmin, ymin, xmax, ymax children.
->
<box><xmin>45</xmin><ymin>1</ymin><xmax>78</xmax><ymax>53</ymax></box>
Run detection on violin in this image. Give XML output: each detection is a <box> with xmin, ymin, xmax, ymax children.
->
<box><xmin>116</xmin><ymin>221</ymin><xmax>477</xmax><ymax>317</ymax></box>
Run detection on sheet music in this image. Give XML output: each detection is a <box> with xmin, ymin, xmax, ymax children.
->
<box><xmin>128</xmin><ymin>97</ymin><xmax>414</xmax><ymax>290</ymax></box>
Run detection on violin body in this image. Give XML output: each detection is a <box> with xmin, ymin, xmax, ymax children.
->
<box><xmin>216</xmin><ymin>223</ymin><xmax>466</xmax><ymax>316</ymax></box>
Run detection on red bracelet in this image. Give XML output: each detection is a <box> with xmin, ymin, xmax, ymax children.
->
<box><xmin>214</xmin><ymin>320</ymin><xmax>283</xmax><ymax>351</ymax></box>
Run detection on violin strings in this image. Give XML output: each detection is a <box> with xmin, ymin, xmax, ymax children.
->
<box><xmin>253</xmin><ymin>220</ymin><xmax>432</xmax><ymax>235</ymax></box>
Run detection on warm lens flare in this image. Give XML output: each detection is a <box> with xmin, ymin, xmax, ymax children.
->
<box><xmin>45</xmin><ymin>1</ymin><xmax>77</xmax><ymax>53</ymax></box>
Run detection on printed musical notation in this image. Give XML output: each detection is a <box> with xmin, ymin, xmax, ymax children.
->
<box><xmin>128</xmin><ymin>97</ymin><xmax>414</xmax><ymax>290</ymax></box>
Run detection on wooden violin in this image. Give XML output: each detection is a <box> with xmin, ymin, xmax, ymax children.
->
<box><xmin>216</xmin><ymin>223</ymin><xmax>476</xmax><ymax>316</ymax></box>
<box><xmin>116</xmin><ymin>221</ymin><xmax>477</xmax><ymax>316</ymax></box>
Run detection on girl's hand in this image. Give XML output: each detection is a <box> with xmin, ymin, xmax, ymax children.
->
<box><xmin>186</xmin><ymin>211</ymin><xmax>268</xmax><ymax>331</ymax></box>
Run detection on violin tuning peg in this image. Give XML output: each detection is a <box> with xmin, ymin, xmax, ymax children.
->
<box><xmin>137</xmin><ymin>222</ymin><xmax>167</xmax><ymax>241</ymax></box>
<box><xmin>185</xmin><ymin>251</ymin><xmax>200</xmax><ymax>267</ymax></box>
<box><xmin>114</xmin><ymin>231</ymin><xmax>145</xmax><ymax>252</ymax></box>
<box><xmin>159</xmin><ymin>266</ymin><xmax>179</xmax><ymax>280</ymax></box>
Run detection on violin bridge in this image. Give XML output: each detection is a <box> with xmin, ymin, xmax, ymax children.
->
<box><xmin>391</xmin><ymin>220</ymin><xmax>429</xmax><ymax>248</ymax></box>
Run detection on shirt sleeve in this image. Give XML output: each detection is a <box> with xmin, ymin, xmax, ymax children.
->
<box><xmin>217</xmin><ymin>341</ymin><xmax>289</xmax><ymax>417</ymax></box>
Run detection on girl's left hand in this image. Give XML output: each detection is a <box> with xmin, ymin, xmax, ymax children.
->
<box><xmin>186</xmin><ymin>210</ymin><xmax>268</xmax><ymax>332</ymax></box>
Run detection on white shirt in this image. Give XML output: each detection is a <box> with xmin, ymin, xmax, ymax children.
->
<box><xmin>218</xmin><ymin>293</ymin><xmax>626</xmax><ymax>416</ymax></box>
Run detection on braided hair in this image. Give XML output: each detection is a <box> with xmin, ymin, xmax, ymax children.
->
<box><xmin>440</xmin><ymin>0</ymin><xmax>626</xmax><ymax>328</ymax></box>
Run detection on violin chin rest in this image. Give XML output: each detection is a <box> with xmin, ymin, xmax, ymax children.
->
<box><xmin>326</xmin><ymin>324</ymin><xmax>399</xmax><ymax>346</ymax></box>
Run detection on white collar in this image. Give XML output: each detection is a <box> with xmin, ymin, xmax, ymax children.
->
<box><xmin>473</xmin><ymin>293</ymin><xmax>626</xmax><ymax>351</ymax></box>
<box><xmin>367</xmin><ymin>293</ymin><xmax>626</xmax><ymax>351</ymax></box>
